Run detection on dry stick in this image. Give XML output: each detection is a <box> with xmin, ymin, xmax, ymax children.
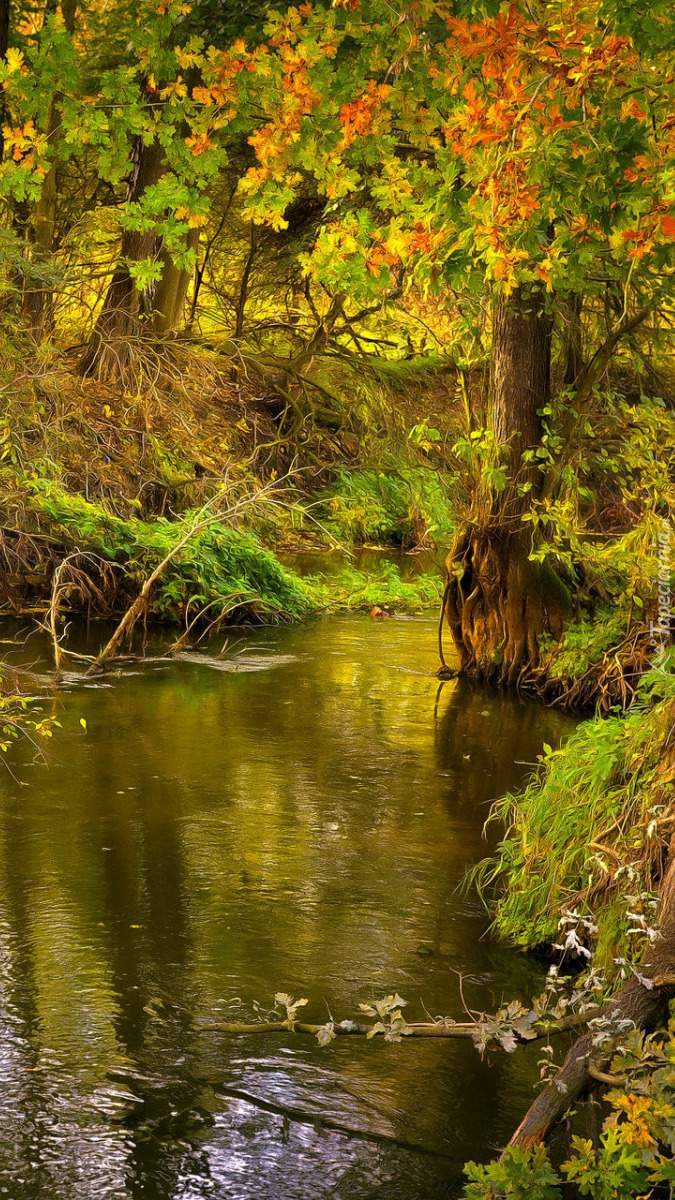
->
<box><xmin>46</xmin><ymin>551</ymin><xmax>111</xmax><ymax>676</ymax></box>
<box><xmin>85</xmin><ymin>513</ymin><xmax>219</xmax><ymax>673</ymax></box>
<box><xmin>47</xmin><ymin>559</ymin><xmax>67</xmax><ymax>678</ymax></box>
<box><xmin>84</xmin><ymin>475</ymin><xmax>293</xmax><ymax>676</ymax></box>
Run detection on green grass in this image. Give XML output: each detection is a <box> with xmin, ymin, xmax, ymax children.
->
<box><xmin>473</xmin><ymin>662</ymin><xmax>675</xmax><ymax>967</ymax></box>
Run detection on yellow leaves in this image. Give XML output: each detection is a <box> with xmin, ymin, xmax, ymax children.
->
<box><xmin>4</xmin><ymin>47</ymin><xmax>24</xmax><ymax>75</ymax></box>
<box><xmin>383</xmin><ymin>227</ymin><xmax>410</xmax><ymax>261</ymax></box>
<box><xmin>160</xmin><ymin>76</ymin><xmax>188</xmax><ymax>101</ymax></box>
<box><xmin>175</xmin><ymin>206</ymin><xmax>206</xmax><ymax>228</ymax></box>
<box><xmin>176</xmin><ymin>48</ymin><xmax>198</xmax><ymax>70</ymax></box>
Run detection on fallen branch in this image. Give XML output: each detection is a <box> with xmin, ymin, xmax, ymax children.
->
<box><xmin>78</xmin><ymin>471</ymin><xmax>295</xmax><ymax>675</ymax></box>
<box><xmin>195</xmin><ymin>1006</ymin><xmax>603</xmax><ymax>1042</ymax></box>
<box><xmin>505</xmin><ymin>846</ymin><xmax>675</xmax><ymax>1154</ymax></box>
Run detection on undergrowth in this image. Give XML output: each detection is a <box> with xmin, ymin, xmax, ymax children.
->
<box><xmin>541</xmin><ymin>604</ymin><xmax>628</xmax><ymax>684</ymax></box>
<box><xmin>31</xmin><ymin>482</ymin><xmax>312</xmax><ymax>622</ymax></box>
<box><xmin>473</xmin><ymin>660</ymin><xmax>675</xmax><ymax>969</ymax></box>
<box><xmin>315</xmin><ymin>466</ymin><xmax>454</xmax><ymax>548</ymax></box>
<box><xmin>306</xmin><ymin>559</ymin><xmax>444</xmax><ymax>612</ymax></box>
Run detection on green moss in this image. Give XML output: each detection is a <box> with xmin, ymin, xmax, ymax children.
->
<box><xmin>29</xmin><ymin>482</ymin><xmax>312</xmax><ymax>622</ymax></box>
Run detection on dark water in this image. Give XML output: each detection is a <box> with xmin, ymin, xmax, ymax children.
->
<box><xmin>0</xmin><ymin>613</ymin><xmax>575</xmax><ymax>1200</ymax></box>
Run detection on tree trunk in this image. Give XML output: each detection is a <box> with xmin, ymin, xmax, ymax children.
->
<box><xmin>444</xmin><ymin>286</ymin><xmax>570</xmax><ymax>684</ymax></box>
<box><xmin>562</xmin><ymin>291</ymin><xmax>583</xmax><ymax>388</ymax></box>
<box><xmin>21</xmin><ymin>0</ymin><xmax>77</xmax><ymax>337</ymax></box>
<box><xmin>234</xmin><ymin>222</ymin><xmax>257</xmax><ymax>339</ymax></box>
<box><xmin>151</xmin><ymin>227</ymin><xmax>199</xmax><ymax>336</ymax></box>
<box><xmin>80</xmin><ymin>133</ymin><xmax>165</xmax><ymax>379</ymax></box>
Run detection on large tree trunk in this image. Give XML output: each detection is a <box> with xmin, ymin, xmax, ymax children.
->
<box><xmin>80</xmin><ymin>133</ymin><xmax>165</xmax><ymax>379</ymax></box>
<box><xmin>444</xmin><ymin>286</ymin><xmax>570</xmax><ymax>685</ymax></box>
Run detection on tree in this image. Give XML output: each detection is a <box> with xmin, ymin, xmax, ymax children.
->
<box><xmin>232</xmin><ymin>0</ymin><xmax>675</xmax><ymax>682</ymax></box>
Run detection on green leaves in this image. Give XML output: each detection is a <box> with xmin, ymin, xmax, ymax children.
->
<box><xmin>462</xmin><ymin>1145</ymin><xmax>562</xmax><ymax>1200</ymax></box>
<box><xmin>359</xmin><ymin>993</ymin><xmax>410</xmax><ymax>1041</ymax></box>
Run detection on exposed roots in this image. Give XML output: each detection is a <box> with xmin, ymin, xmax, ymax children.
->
<box><xmin>443</xmin><ymin>525</ymin><xmax>570</xmax><ymax>689</ymax></box>
<box><xmin>541</xmin><ymin>626</ymin><xmax>657</xmax><ymax>713</ymax></box>
<box><xmin>441</xmin><ymin>523</ymin><xmax>663</xmax><ymax>710</ymax></box>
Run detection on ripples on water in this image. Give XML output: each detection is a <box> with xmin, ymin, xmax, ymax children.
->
<box><xmin>0</xmin><ymin>613</ymin><xmax>575</xmax><ymax>1199</ymax></box>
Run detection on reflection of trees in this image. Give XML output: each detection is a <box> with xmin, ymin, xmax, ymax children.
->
<box><xmin>0</xmin><ymin>790</ymin><xmax>53</xmax><ymax>1195</ymax></box>
<box><xmin>434</xmin><ymin>677</ymin><xmax>574</xmax><ymax>812</ymax></box>
<box><xmin>0</xmin><ymin>616</ymin><xmax>578</xmax><ymax>1195</ymax></box>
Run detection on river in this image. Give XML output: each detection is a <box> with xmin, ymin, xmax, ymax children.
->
<box><xmin>0</xmin><ymin>610</ymin><xmax>575</xmax><ymax>1199</ymax></box>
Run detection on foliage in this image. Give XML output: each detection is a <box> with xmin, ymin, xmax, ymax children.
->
<box><xmin>31</xmin><ymin>482</ymin><xmax>312</xmax><ymax>622</ymax></box>
<box><xmin>473</xmin><ymin>663</ymin><xmax>675</xmax><ymax>966</ymax></box>
<box><xmin>305</xmin><ymin>558</ymin><xmax>444</xmax><ymax>612</ymax></box>
<box><xmin>0</xmin><ymin>689</ymin><xmax>55</xmax><ymax>758</ymax></box>
<box><xmin>240</xmin><ymin>1</ymin><xmax>675</xmax><ymax>307</ymax></box>
<box><xmin>540</xmin><ymin>606</ymin><xmax>629</xmax><ymax>683</ymax></box>
<box><xmin>461</xmin><ymin>1020</ymin><xmax>675</xmax><ymax>1199</ymax></box>
<box><xmin>462</xmin><ymin>1145</ymin><xmax>562</xmax><ymax>1200</ymax></box>
<box><xmin>316</xmin><ymin>466</ymin><xmax>454</xmax><ymax>547</ymax></box>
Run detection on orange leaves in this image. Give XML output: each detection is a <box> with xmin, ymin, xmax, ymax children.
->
<box><xmin>185</xmin><ymin>132</ymin><xmax>213</xmax><ymax>156</ymax></box>
<box><xmin>339</xmin><ymin>80</ymin><xmax>391</xmax><ymax>148</ymax></box>
<box><xmin>621</xmin><ymin>97</ymin><xmax>646</xmax><ymax>121</ymax></box>
<box><xmin>661</xmin><ymin>214</ymin><xmax>675</xmax><ymax>237</ymax></box>
<box><xmin>3</xmin><ymin>120</ymin><xmax>46</xmax><ymax>165</ymax></box>
<box><xmin>619</xmin><ymin>227</ymin><xmax>655</xmax><ymax>259</ymax></box>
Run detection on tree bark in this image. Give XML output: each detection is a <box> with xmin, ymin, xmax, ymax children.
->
<box><xmin>234</xmin><ymin>222</ymin><xmax>257</xmax><ymax>339</ymax></box>
<box><xmin>562</xmin><ymin>292</ymin><xmax>583</xmax><ymax>388</ymax></box>
<box><xmin>444</xmin><ymin>286</ymin><xmax>570</xmax><ymax>685</ymax></box>
<box><xmin>151</xmin><ymin>227</ymin><xmax>199</xmax><ymax>336</ymax></box>
<box><xmin>80</xmin><ymin>132</ymin><xmax>165</xmax><ymax>379</ymax></box>
<box><xmin>21</xmin><ymin>0</ymin><xmax>77</xmax><ymax>336</ymax></box>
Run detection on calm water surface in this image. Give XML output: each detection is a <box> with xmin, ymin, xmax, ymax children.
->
<box><xmin>0</xmin><ymin>613</ymin><xmax>575</xmax><ymax>1200</ymax></box>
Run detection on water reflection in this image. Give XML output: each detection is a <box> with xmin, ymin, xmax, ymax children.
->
<box><xmin>0</xmin><ymin>615</ymin><xmax>575</xmax><ymax>1199</ymax></box>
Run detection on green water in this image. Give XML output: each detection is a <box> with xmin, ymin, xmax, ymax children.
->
<box><xmin>0</xmin><ymin>613</ymin><xmax>574</xmax><ymax>1199</ymax></box>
